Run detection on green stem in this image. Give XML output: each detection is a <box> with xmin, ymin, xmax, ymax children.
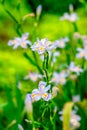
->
<box><xmin>43</xmin><ymin>51</ymin><xmax>49</xmax><ymax>83</ymax></box>
<box><xmin>73</xmin><ymin>22</ymin><xmax>78</xmax><ymax>32</ymax></box>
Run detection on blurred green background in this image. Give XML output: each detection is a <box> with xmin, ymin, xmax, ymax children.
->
<box><xmin>0</xmin><ymin>0</ymin><xmax>87</xmax><ymax>129</ymax></box>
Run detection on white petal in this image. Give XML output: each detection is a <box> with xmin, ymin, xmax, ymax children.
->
<box><xmin>18</xmin><ymin>124</ymin><xmax>24</xmax><ymax>130</ymax></box>
<box><xmin>58</xmin><ymin>111</ymin><xmax>63</xmax><ymax>115</ymax></box>
<box><xmin>44</xmin><ymin>85</ymin><xmax>51</xmax><ymax>92</ymax></box>
<box><xmin>25</xmin><ymin>40</ymin><xmax>31</xmax><ymax>45</ymax></box>
<box><xmin>22</xmin><ymin>33</ymin><xmax>29</xmax><ymax>40</ymax></box>
<box><xmin>13</xmin><ymin>44</ymin><xmax>19</xmax><ymax>49</ymax></box>
<box><xmin>42</xmin><ymin>93</ymin><xmax>52</xmax><ymax>101</ymax></box>
<box><xmin>31</xmin><ymin>89</ymin><xmax>41</xmax><ymax>101</ymax></box>
<box><xmin>59</xmin><ymin>116</ymin><xmax>63</xmax><ymax>121</ymax></box>
<box><xmin>8</xmin><ymin>40</ymin><xmax>13</xmax><ymax>46</ymax></box>
<box><xmin>38</xmin><ymin>81</ymin><xmax>46</xmax><ymax>91</ymax></box>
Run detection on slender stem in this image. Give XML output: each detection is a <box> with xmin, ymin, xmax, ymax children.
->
<box><xmin>46</xmin><ymin>51</ymin><xmax>49</xmax><ymax>69</ymax></box>
<box><xmin>43</xmin><ymin>51</ymin><xmax>49</xmax><ymax>83</ymax></box>
<box><xmin>32</xmin><ymin>51</ymin><xmax>43</xmax><ymax>74</ymax></box>
<box><xmin>73</xmin><ymin>22</ymin><xmax>78</xmax><ymax>32</ymax></box>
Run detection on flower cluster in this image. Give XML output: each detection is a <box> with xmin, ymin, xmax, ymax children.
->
<box><xmin>60</xmin><ymin>12</ymin><xmax>78</xmax><ymax>22</ymax></box>
<box><xmin>24</xmin><ymin>72</ymin><xmax>42</xmax><ymax>82</ymax></box>
<box><xmin>51</xmin><ymin>71</ymin><xmax>68</xmax><ymax>85</ymax></box>
<box><xmin>31</xmin><ymin>37</ymin><xmax>69</xmax><ymax>55</ymax></box>
<box><xmin>31</xmin><ymin>38</ymin><xmax>54</xmax><ymax>54</ymax></box>
<box><xmin>76</xmin><ymin>48</ymin><xmax>87</xmax><ymax>60</ymax></box>
<box><xmin>8</xmin><ymin>33</ymin><xmax>31</xmax><ymax>49</ymax></box>
<box><xmin>68</xmin><ymin>62</ymin><xmax>83</xmax><ymax>75</ymax></box>
<box><xmin>26</xmin><ymin>81</ymin><xmax>52</xmax><ymax>102</ymax></box>
<box><xmin>54</xmin><ymin>37</ymin><xmax>69</xmax><ymax>49</ymax></box>
<box><xmin>59</xmin><ymin>110</ymin><xmax>81</xmax><ymax>129</ymax></box>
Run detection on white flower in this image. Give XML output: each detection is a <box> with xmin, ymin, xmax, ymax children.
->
<box><xmin>8</xmin><ymin>33</ymin><xmax>31</xmax><ymax>49</ymax></box>
<box><xmin>60</xmin><ymin>12</ymin><xmax>70</xmax><ymax>21</ymax></box>
<box><xmin>51</xmin><ymin>71</ymin><xmax>68</xmax><ymax>85</ymax></box>
<box><xmin>60</xmin><ymin>12</ymin><xmax>78</xmax><ymax>22</ymax></box>
<box><xmin>76</xmin><ymin>48</ymin><xmax>87</xmax><ymax>60</ymax></box>
<box><xmin>70</xmin><ymin>112</ymin><xmax>81</xmax><ymax>129</ymax></box>
<box><xmin>68</xmin><ymin>62</ymin><xmax>83</xmax><ymax>75</ymax></box>
<box><xmin>59</xmin><ymin>110</ymin><xmax>81</xmax><ymax>129</ymax></box>
<box><xmin>52</xmin><ymin>51</ymin><xmax>60</xmax><ymax>63</ymax></box>
<box><xmin>72</xmin><ymin>95</ymin><xmax>80</xmax><ymax>102</ymax></box>
<box><xmin>18</xmin><ymin>124</ymin><xmax>24</xmax><ymax>130</ymax></box>
<box><xmin>24</xmin><ymin>72</ymin><xmax>42</xmax><ymax>82</ymax></box>
<box><xmin>31</xmin><ymin>38</ymin><xmax>54</xmax><ymax>54</ymax></box>
<box><xmin>31</xmin><ymin>81</ymin><xmax>52</xmax><ymax>101</ymax></box>
<box><xmin>25</xmin><ymin>94</ymin><xmax>33</xmax><ymax>113</ymax></box>
<box><xmin>73</xmin><ymin>32</ymin><xmax>80</xmax><ymax>39</ymax></box>
<box><xmin>54</xmin><ymin>37</ymin><xmax>69</xmax><ymax>48</ymax></box>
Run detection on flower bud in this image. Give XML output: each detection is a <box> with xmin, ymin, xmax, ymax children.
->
<box><xmin>36</xmin><ymin>4</ymin><xmax>42</xmax><ymax>20</ymax></box>
<box><xmin>25</xmin><ymin>94</ymin><xmax>33</xmax><ymax>119</ymax></box>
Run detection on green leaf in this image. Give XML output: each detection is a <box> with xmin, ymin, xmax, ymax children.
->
<box><xmin>0</xmin><ymin>103</ymin><xmax>7</xmax><ymax>108</ymax></box>
<box><xmin>24</xmin><ymin>52</ymin><xmax>37</xmax><ymax>66</ymax></box>
<box><xmin>5</xmin><ymin>9</ymin><xmax>18</xmax><ymax>23</ymax></box>
<box><xmin>24</xmin><ymin>52</ymin><xmax>43</xmax><ymax>74</ymax></box>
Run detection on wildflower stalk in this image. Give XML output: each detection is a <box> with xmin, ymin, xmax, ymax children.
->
<box><xmin>1</xmin><ymin>3</ymin><xmax>24</xmax><ymax>36</ymax></box>
<box><xmin>24</xmin><ymin>52</ymin><xmax>43</xmax><ymax>74</ymax></box>
<box><xmin>4</xmin><ymin>2</ymin><xmax>43</xmax><ymax>75</ymax></box>
<box><xmin>73</xmin><ymin>22</ymin><xmax>78</xmax><ymax>32</ymax></box>
<box><xmin>43</xmin><ymin>51</ymin><xmax>49</xmax><ymax>83</ymax></box>
<box><xmin>32</xmin><ymin>51</ymin><xmax>43</xmax><ymax>74</ymax></box>
<box><xmin>82</xmin><ymin>58</ymin><xmax>85</xmax><ymax>69</ymax></box>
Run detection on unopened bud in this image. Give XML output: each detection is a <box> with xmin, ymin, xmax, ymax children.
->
<box><xmin>25</xmin><ymin>94</ymin><xmax>33</xmax><ymax>115</ymax></box>
<box><xmin>69</xmin><ymin>4</ymin><xmax>74</xmax><ymax>13</ymax></box>
<box><xmin>36</xmin><ymin>4</ymin><xmax>42</xmax><ymax>19</ymax></box>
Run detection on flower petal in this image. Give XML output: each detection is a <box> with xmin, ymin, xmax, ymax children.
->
<box><xmin>42</xmin><ymin>93</ymin><xmax>52</xmax><ymax>101</ymax></box>
<box><xmin>31</xmin><ymin>89</ymin><xmax>41</xmax><ymax>101</ymax></box>
<box><xmin>22</xmin><ymin>33</ymin><xmax>29</xmax><ymax>40</ymax></box>
<box><xmin>38</xmin><ymin>81</ymin><xmax>46</xmax><ymax>92</ymax></box>
<box><xmin>44</xmin><ymin>85</ymin><xmax>51</xmax><ymax>92</ymax></box>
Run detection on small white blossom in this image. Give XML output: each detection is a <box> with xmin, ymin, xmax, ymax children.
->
<box><xmin>60</xmin><ymin>12</ymin><xmax>78</xmax><ymax>22</ymax></box>
<box><xmin>18</xmin><ymin>124</ymin><xmax>24</xmax><ymax>130</ymax></box>
<box><xmin>54</xmin><ymin>37</ymin><xmax>69</xmax><ymax>48</ymax></box>
<box><xmin>72</xmin><ymin>95</ymin><xmax>80</xmax><ymax>102</ymax></box>
<box><xmin>73</xmin><ymin>32</ymin><xmax>80</xmax><ymax>39</ymax></box>
<box><xmin>52</xmin><ymin>52</ymin><xmax>60</xmax><ymax>63</ymax></box>
<box><xmin>51</xmin><ymin>71</ymin><xmax>68</xmax><ymax>85</ymax></box>
<box><xmin>24</xmin><ymin>72</ymin><xmax>42</xmax><ymax>82</ymax></box>
<box><xmin>76</xmin><ymin>48</ymin><xmax>87</xmax><ymax>60</ymax></box>
<box><xmin>31</xmin><ymin>38</ymin><xmax>54</xmax><ymax>54</ymax></box>
<box><xmin>8</xmin><ymin>33</ymin><xmax>31</xmax><ymax>49</ymax></box>
<box><xmin>25</xmin><ymin>94</ymin><xmax>33</xmax><ymax>113</ymax></box>
<box><xmin>59</xmin><ymin>110</ymin><xmax>81</xmax><ymax>129</ymax></box>
<box><xmin>31</xmin><ymin>81</ymin><xmax>52</xmax><ymax>101</ymax></box>
<box><xmin>68</xmin><ymin>62</ymin><xmax>83</xmax><ymax>75</ymax></box>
